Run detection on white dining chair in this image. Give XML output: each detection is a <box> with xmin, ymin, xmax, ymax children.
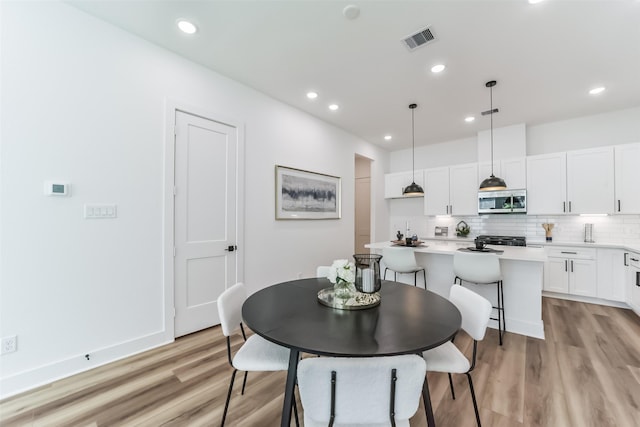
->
<box><xmin>453</xmin><ymin>251</ymin><xmax>505</xmax><ymax>344</ymax></box>
<box><xmin>217</xmin><ymin>282</ymin><xmax>298</xmax><ymax>426</ymax></box>
<box><xmin>316</xmin><ymin>265</ymin><xmax>331</xmax><ymax>278</ymax></box>
<box><xmin>382</xmin><ymin>247</ymin><xmax>426</xmax><ymax>288</ymax></box>
<box><xmin>297</xmin><ymin>355</ymin><xmax>427</xmax><ymax>427</ymax></box>
<box><xmin>422</xmin><ymin>285</ymin><xmax>492</xmax><ymax>427</ymax></box>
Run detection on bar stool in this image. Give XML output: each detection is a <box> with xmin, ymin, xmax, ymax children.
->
<box><xmin>382</xmin><ymin>247</ymin><xmax>426</xmax><ymax>288</ymax></box>
<box><xmin>453</xmin><ymin>251</ymin><xmax>505</xmax><ymax>345</ymax></box>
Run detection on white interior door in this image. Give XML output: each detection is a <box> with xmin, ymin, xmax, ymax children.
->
<box><xmin>174</xmin><ymin>110</ymin><xmax>238</xmax><ymax>337</ymax></box>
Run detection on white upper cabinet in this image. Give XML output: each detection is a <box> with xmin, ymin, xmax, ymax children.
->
<box><xmin>423</xmin><ymin>167</ymin><xmax>450</xmax><ymax>215</ymax></box>
<box><xmin>478</xmin><ymin>157</ymin><xmax>526</xmax><ymax>189</ymax></box>
<box><xmin>424</xmin><ymin>163</ymin><xmax>478</xmax><ymax>216</ymax></box>
<box><xmin>384</xmin><ymin>170</ymin><xmax>424</xmax><ymax>199</ymax></box>
<box><xmin>527</xmin><ymin>147</ymin><xmax>614</xmax><ymax>215</ymax></box>
<box><xmin>566</xmin><ymin>147</ymin><xmax>614</xmax><ymax>214</ymax></box>
<box><xmin>614</xmin><ymin>142</ymin><xmax>640</xmax><ymax>214</ymax></box>
<box><xmin>526</xmin><ymin>152</ymin><xmax>567</xmax><ymax>215</ymax></box>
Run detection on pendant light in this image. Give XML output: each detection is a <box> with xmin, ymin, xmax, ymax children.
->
<box><xmin>479</xmin><ymin>80</ymin><xmax>507</xmax><ymax>191</ymax></box>
<box><xmin>403</xmin><ymin>103</ymin><xmax>424</xmax><ymax>196</ymax></box>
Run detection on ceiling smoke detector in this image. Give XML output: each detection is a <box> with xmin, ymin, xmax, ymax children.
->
<box><xmin>402</xmin><ymin>26</ymin><xmax>436</xmax><ymax>51</ymax></box>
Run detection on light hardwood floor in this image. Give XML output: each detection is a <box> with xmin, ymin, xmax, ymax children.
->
<box><xmin>2</xmin><ymin>297</ymin><xmax>639</xmax><ymax>426</ymax></box>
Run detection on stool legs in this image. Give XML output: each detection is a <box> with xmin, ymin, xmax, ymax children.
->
<box><xmin>455</xmin><ymin>278</ymin><xmax>505</xmax><ymax>345</ymax></box>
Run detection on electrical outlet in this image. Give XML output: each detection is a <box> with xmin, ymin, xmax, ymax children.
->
<box><xmin>1</xmin><ymin>336</ymin><xmax>17</xmax><ymax>354</ymax></box>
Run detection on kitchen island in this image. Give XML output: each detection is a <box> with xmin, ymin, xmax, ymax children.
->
<box><xmin>366</xmin><ymin>240</ymin><xmax>547</xmax><ymax>339</ymax></box>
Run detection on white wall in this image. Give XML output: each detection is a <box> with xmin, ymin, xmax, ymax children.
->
<box><xmin>0</xmin><ymin>1</ymin><xmax>389</xmax><ymax>397</ymax></box>
<box><xmin>389</xmin><ymin>107</ymin><xmax>640</xmax><ymax>174</ymax></box>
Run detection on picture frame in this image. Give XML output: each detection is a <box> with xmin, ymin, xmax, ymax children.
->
<box><xmin>275</xmin><ymin>165</ymin><xmax>341</xmax><ymax>220</ymax></box>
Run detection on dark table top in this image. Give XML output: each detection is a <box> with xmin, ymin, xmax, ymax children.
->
<box><xmin>242</xmin><ymin>278</ymin><xmax>462</xmax><ymax>357</ymax></box>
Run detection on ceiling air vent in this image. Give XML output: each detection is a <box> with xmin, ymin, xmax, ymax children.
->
<box><xmin>402</xmin><ymin>26</ymin><xmax>436</xmax><ymax>51</ymax></box>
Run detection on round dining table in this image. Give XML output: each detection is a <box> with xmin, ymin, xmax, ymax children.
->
<box><xmin>242</xmin><ymin>278</ymin><xmax>462</xmax><ymax>427</ymax></box>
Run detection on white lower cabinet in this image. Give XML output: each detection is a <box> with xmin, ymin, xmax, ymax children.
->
<box><xmin>596</xmin><ymin>249</ymin><xmax>626</xmax><ymax>302</ymax></box>
<box><xmin>626</xmin><ymin>252</ymin><xmax>640</xmax><ymax>314</ymax></box>
<box><xmin>545</xmin><ymin>247</ymin><xmax>597</xmax><ymax>297</ymax></box>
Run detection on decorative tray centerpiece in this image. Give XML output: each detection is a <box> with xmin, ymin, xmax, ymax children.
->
<box><xmin>390</xmin><ymin>240</ymin><xmax>424</xmax><ymax>247</ymax></box>
<box><xmin>317</xmin><ymin>288</ymin><xmax>381</xmax><ymax>310</ymax></box>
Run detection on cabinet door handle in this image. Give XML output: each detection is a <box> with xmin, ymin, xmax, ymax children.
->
<box><xmin>561</xmin><ymin>251</ymin><xmax>577</xmax><ymax>254</ymax></box>
<box><xmin>571</xmin><ymin>260</ymin><xmax>574</xmax><ymax>272</ymax></box>
<box><xmin>563</xmin><ymin>201</ymin><xmax>566</xmax><ymax>213</ymax></box>
<box><xmin>569</xmin><ymin>201</ymin><xmax>572</xmax><ymax>212</ymax></box>
<box><xmin>618</xmin><ymin>200</ymin><xmax>621</xmax><ymax>212</ymax></box>
<box><xmin>449</xmin><ymin>205</ymin><xmax>453</xmax><ymax>215</ymax></box>
<box><xmin>631</xmin><ymin>258</ymin><xmax>640</xmax><ymax>262</ymax></box>
<box><xmin>636</xmin><ymin>271</ymin><xmax>640</xmax><ymax>287</ymax></box>
<box><xmin>624</xmin><ymin>253</ymin><xmax>629</xmax><ymax>266</ymax></box>
<box><xmin>565</xmin><ymin>260</ymin><xmax>568</xmax><ymax>272</ymax></box>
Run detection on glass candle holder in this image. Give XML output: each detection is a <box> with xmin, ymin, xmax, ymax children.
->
<box><xmin>353</xmin><ymin>254</ymin><xmax>382</xmax><ymax>294</ymax></box>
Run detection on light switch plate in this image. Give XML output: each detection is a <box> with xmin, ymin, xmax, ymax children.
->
<box><xmin>84</xmin><ymin>204</ymin><xmax>117</xmax><ymax>219</ymax></box>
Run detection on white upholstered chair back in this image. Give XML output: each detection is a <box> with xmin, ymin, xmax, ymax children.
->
<box><xmin>382</xmin><ymin>247</ymin><xmax>419</xmax><ymax>273</ymax></box>
<box><xmin>297</xmin><ymin>355</ymin><xmax>426</xmax><ymax>427</ymax></box>
<box><xmin>453</xmin><ymin>252</ymin><xmax>502</xmax><ymax>284</ymax></box>
<box><xmin>450</xmin><ymin>285</ymin><xmax>492</xmax><ymax>341</ymax></box>
<box><xmin>217</xmin><ymin>282</ymin><xmax>247</xmax><ymax>337</ymax></box>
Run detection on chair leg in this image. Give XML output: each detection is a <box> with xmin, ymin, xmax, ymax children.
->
<box><xmin>241</xmin><ymin>371</ymin><xmax>248</xmax><ymax>395</ymax></box>
<box><xmin>500</xmin><ymin>281</ymin><xmax>506</xmax><ymax>342</ymax></box>
<box><xmin>422</xmin><ymin>269</ymin><xmax>427</xmax><ymax>290</ymax></box>
<box><xmin>466</xmin><ymin>372</ymin><xmax>482</xmax><ymax>427</ymax></box>
<box><xmin>221</xmin><ymin>369</ymin><xmax>238</xmax><ymax>427</ymax></box>
<box><xmin>414</xmin><ymin>271</ymin><xmax>418</xmax><ymax>287</ymax></box>
<box><xmin>384</xmin><ymin>268</ymin><xmax>388</xmax><ymax>280</ymax></box>
<box><xmin>292</xmin><ymin>392</ymin><xmax>300</xmax><ymax>427</ymax></box>
<box><xmin>496</xmin><ymin>282</ymin><xmax>503</xmax><ymax>346</ymax></box>
<box><xmin>447</xmin><ymin>373</ymin><xmax>456</xmax><ymax>400</ymax></box>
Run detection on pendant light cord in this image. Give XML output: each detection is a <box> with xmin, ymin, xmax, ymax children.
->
<box><xmin>412</xmin><ymin>106</ymin><xmax>416</xmax><ymax>182</ymax></box>
<box><xmin>490</xmin><ymin>85</ymin><xmax>494</xmax><ymax>177</ymax></box>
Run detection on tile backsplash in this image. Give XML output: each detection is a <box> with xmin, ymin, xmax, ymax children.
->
<box><xmin>390</xmin><ymin>213</ymin><xmax>640</xmax><ymax>244</ymax></box>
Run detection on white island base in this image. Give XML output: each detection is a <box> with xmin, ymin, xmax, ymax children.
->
<box><xmin>366</xmin><ymin>241</ymin><xmax>547</xmax><ymax>340</ymax></box>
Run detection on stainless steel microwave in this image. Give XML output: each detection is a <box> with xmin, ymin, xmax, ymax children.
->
<box><xmin>478</xmin><ymin>189</ymin><xmax>526</xmax><ymax>214</ymax></box>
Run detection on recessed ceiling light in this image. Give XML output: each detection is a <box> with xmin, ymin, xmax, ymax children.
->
<box><xmin>328</xmin><ymin>104</ymin><xmax>339</xmax><ymax>111</ymax></box>
<box><xmin>306</xmin><ymin>91</ymin><xmax>318</xmax><ymax>99</ymax></box>
<box><xmin>431</xmin><ymin>64</ymin><xmax>446</xmax><ymax>73</ymax></box>
<box><xmin>343</xmin><ymin>5</ymin><xmax>360</xmax><ymax>20</ymax></box>
<box><xmin>177</xmin><ymin>20</ymin><xmax>197</xmax><ymax>34</ymax></box>
<box><xmin>528</xmin><ymin>0</ymin><xmax>545</xmax><ymax>4</ymax></box>
<box><xmin>589</xmin><ymin>86</ymin><xmax>606</xmax><ymax>95</ymax></box>
<box><xmin>465</xmin><ymin>116</ymin><xmax>475</xmax><ymax>123</ymax></box>
<box><xmin>384</xmin><ymin>135</ymin><xmax>392</xmax><ymax>141</ymax></box>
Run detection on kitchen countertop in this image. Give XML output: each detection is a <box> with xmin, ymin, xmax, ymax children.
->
<box><xmin>417</xmin><ymin>236</ymin><xmax>640</xmax><ymax>253</ymax></box>
<box><xmin>366</xmin><ymin>240</ymin><xmax>547</xmax><ymax>262</ymax></box>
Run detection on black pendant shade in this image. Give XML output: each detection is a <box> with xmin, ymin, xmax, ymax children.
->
<box><xmin>479</xmin><ymin>80</ymin><xmax>507</xmax><ymax>191</ymax></box>
<box><xmin>403</xmin><ymin>103</ymin><xmax>424</xmax><ymax>196</ymax></box>
<box><xmin>479</xmin><ymin>174</ymin><xmax>507</xmax><ymax>191</ymax></box>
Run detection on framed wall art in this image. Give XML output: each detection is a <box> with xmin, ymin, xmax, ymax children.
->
<box><xmin>275</xmin><ymin>165</ymin><xmax>341</xmax><ymax>220</ymax></box>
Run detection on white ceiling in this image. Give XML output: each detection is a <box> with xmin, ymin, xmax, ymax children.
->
<box><xmin>67</xmin><ymin>0</ymin><xmax>640</xmax><ymax>150</ymax></box>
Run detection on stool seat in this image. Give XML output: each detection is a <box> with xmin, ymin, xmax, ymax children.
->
<box><xmin>453</xmin><ymin>251</ymin><xmax>505</xmax><ymax>345</ymax></box>
<box><xmin>382</xmin><ymin>247</ymin><xmax>426</xmax><ymax>288</ymax></box>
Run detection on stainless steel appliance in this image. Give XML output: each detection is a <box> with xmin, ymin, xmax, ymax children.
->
<box><xmin>475</xmin><ymin>235</ymin><xmax>527</xmax><ymax>247</ymax></box>
<box><xmin>478</xmin><ymin>189</ymin><xmax>526</xmax><ymax>214</ymax></box>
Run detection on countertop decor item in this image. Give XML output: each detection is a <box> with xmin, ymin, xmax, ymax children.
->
<box><xmin>456</xmin><ymin>221</ymin><xmax>470</xmax><ymax>237</ymax></box>
<box><xmin>402</xmin><ymin>103</ymin><xmax>424</xmax><ymax>196</ymax></box>
<box><xmin>542</xmin><ymin>223</ymin><xmax>554</xmax><ymax>242</ymax></box>
<box><xmin>479</xmin><ymin>80</ymin><xmax>507</xmax><ymax>191</ymax></box>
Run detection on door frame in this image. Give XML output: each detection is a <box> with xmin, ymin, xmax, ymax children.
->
<box><xmin>163</xmin><ymin>98</ymin><xmax>245</xmax><ymax>338</ymax></box>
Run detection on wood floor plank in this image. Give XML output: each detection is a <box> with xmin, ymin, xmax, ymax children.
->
<box><xmin>1</xmin><ymin>297</ymin><xmax>639</xmax><ymax>426</ymax></box>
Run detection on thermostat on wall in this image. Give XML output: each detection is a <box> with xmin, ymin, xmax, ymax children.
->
<box><xmin>44</xmin><ymin>181</ymin><xmax>70</xmax><ymax>196</ymax></box>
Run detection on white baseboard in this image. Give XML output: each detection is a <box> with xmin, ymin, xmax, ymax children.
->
<box><xmin>542</xmin><ymin>291</ymin><xmax>630</xmax><ymax>309</ymax></box>
<box><xmin>0</xmin><ymin>330</ymin><xmax>172</xmax><ymax>399</ymax></box>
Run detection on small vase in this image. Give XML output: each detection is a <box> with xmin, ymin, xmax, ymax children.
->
<box><xmin>334</xmin><ymin>280</ymin><xmax>354</xmax><ymax>301</ymax></box>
